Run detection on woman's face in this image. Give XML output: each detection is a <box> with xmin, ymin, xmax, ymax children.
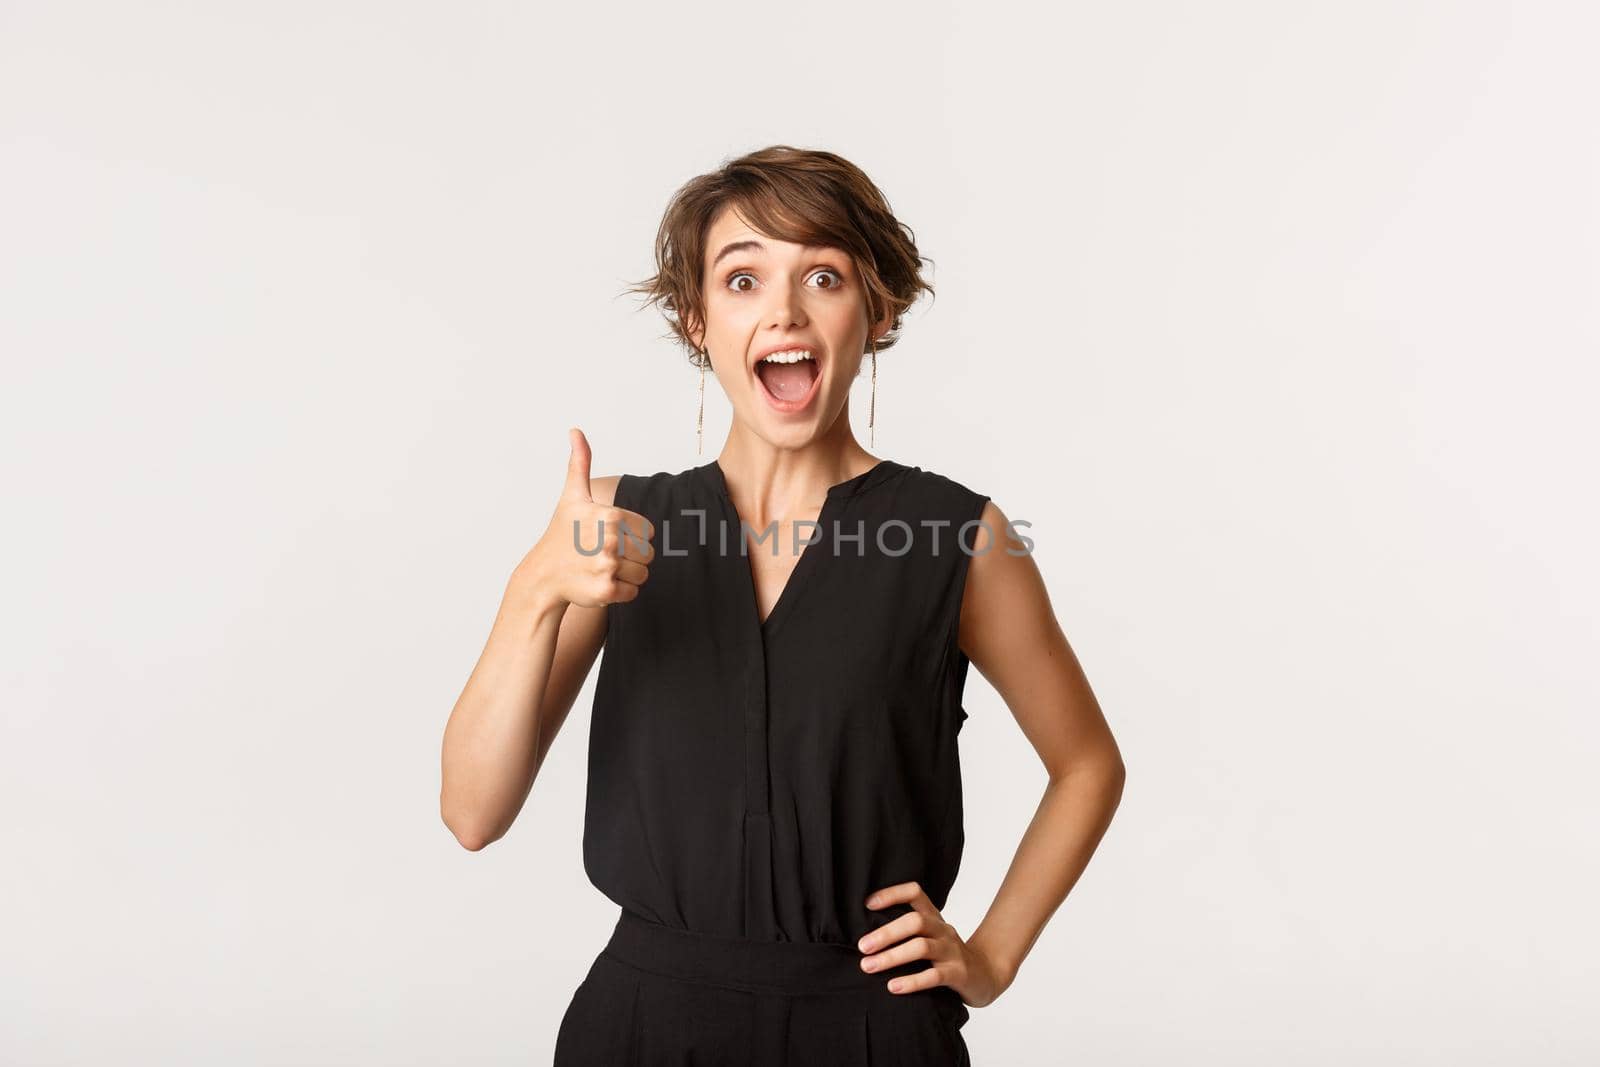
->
<box><xmin>693</xmin><ymin>206</ymin><xmax>888</xmax><ymax>450</ymax></box>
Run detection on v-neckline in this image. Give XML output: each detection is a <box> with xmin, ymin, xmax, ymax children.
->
<box><xmin>703</xmin><ymin>458</ymin><xmax>899</xmax><ymax>637</ymax></box>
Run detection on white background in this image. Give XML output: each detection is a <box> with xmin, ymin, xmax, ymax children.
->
<box><xmin>3</xmin><ymin>2</ymin><xmax>1596</xmax><ymax>1063</ymax></box>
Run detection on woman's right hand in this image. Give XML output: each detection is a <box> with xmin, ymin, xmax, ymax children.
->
<box><xmin>513</xmin><ymin>427</ymin><xmax>655</xmax><ymax>611</ymax></box>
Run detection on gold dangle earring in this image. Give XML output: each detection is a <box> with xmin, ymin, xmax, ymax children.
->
<box><xmin>868</xmin><ymin>338</ymin><xmax>878</xmax><ymax>448</ymax></box>
<box><xmin>696</xmin><ymin>347</ymin><xmax>707</xmax><ymax>455</ymax></box>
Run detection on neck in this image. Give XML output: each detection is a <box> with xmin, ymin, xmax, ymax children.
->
<box><xmin>714</xmin><ymin>422</ymin><xmax>879</xmax><ymax>523</ymax></box>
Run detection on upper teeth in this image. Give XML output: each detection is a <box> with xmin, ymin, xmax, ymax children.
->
<box><xmin>761</xmin><ymin>349</ymin><xmax>814</xmax><ymax>364</ymax></box>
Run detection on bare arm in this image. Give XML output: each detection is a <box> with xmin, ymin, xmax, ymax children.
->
<box><xmin>439</xmin><ymin>429</ymin><xmax>653</xmax><ymax>851</ymax></box>
<box><xmin>858</xmin><ymin>499</ymin><xmax>1126</xmax><ymax>1006</ymax></box>
<box><xmin>960</xmin><ymin>498</ymin><xmax>1126</xmax><ymax>989</ymax></box>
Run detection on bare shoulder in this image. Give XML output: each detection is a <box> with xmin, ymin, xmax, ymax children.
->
<box><xmin>959</xmin><ymin>498</ymin><xmax>1050</xmax><ymax>658</ymax></box>
<box><xmin>589</xmin><ymin>474</ymin><xmax>622</xmax><ymax>508</ymax></box>
<box><xmin>961</xmin><ymin>499</ymin><xmax>1035</xmax><ymax>565</ymax></box>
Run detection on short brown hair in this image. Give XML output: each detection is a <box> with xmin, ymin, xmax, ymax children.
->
<box><xmin>622</xmin><ymin>145</ymin><xmax>935</xmax><ymax>368</ymax></box>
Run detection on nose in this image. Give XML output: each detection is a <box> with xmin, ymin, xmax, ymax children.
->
<box><xmin>763</xmin><ymin>275</ymin><xmax>808</xmax><ymax>331</ymax></box>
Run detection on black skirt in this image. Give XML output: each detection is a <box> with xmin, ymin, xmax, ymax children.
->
<box><xmin>554</xmin><ymin>909</ymin><xmax>973</xmax><ymax>1066</ymax></box>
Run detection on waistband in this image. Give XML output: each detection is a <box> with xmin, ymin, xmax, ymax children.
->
<box><xmin>600</xmin><ymin>908</ymin><xmax>935</xmax><ymax>995</ymax></box>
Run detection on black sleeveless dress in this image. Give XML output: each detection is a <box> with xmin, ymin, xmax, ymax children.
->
<box><xmin>553</xmin><ymin>457</ymin><xmax>990</xmax><ymax>1066</ymax></box>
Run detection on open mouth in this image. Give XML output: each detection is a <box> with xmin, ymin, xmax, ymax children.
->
<box><xmin>754</xmin><ymin>350</ymin><xmax>821</xmax><ymax>408</ymax></box>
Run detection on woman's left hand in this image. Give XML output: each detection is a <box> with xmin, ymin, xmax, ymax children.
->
<box><xmin>858</xmin><ymin>880</ymin><xmax>1012</xmax><ymax>1008</ymax></box>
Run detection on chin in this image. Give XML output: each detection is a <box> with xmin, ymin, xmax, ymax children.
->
<box><xmin>747</xmin><ymin>406</ymin><xmax>836</xmax><ymax>447</ymax></box>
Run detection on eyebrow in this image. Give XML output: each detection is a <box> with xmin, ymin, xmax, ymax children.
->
<box><xmin>709</xmin><ymin>239</ymin><xmax>834</xmax><ymax>270</ymax></box>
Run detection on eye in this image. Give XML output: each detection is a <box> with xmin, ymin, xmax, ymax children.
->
<box><xmin>724</xmin><ymin>267</ymin><xmax>847</xmax><ymax>293</ymax></box>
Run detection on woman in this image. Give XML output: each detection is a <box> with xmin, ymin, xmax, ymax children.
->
<box><xmin>440</xmin><ymin>145</ymin><xmax>1126</xmax><ymax>1065</ymax></box>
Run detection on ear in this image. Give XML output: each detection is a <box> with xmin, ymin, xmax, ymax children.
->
<box><xmin>870</xmin><ymin>306</ymin><xmax>895</xmax><ymax>347</ymax></box>
<box><xmin>683</xmin><ymin>309</ymin><xmax>706</xmax><ymax>352</ymax></box>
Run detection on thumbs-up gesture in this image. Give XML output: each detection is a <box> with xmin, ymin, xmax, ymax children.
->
<box><xmin>522</xmin><ymin>428</ymin><xmax>655</xmax><ymax>609</ymax></box>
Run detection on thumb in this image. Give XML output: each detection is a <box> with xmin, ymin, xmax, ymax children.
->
<box><xmin>562</xmin><ymin>427</ymin><xmax>593</xmax><ymax>502</ymax></box>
